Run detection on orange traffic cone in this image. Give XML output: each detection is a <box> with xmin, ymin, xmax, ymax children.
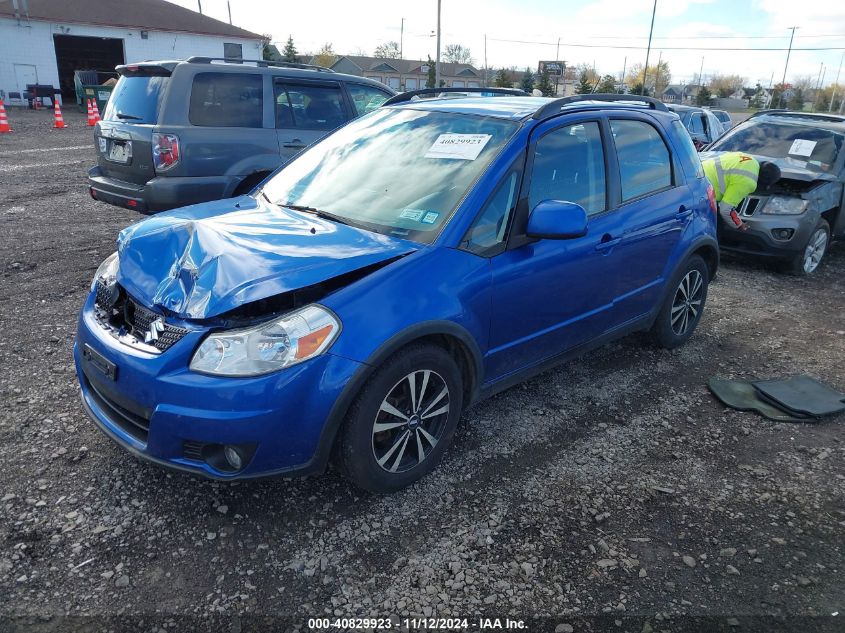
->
<box><xmin>87</xmin><ymin>99</ymin><xmax>96</xmax><ymax>126</ymax></box>
<box><xmin>53</xmin><ymin>100</ymin><xmax>67</xmax><ymax>129</ymax></box>
<box><xmin>0</xmin><ymin>100</ymin><xmax>11</xmax><ymax>133</ymax></box>
<box><xmin>91</xmin><ymin>99</ymin><xmax>101</xmax><ymax>122</ymax></box>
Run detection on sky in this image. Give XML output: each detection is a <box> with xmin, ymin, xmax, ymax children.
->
<box><xmin>170</xmin><ymin>0</ymin><xmax>845</xmax><ymax>88</ymax></box>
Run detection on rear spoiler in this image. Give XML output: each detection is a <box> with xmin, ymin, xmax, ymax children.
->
<box><xmin>116</xmin><ymin>62</ymin><xmax>176</xmax><ymax>77</ymax></box>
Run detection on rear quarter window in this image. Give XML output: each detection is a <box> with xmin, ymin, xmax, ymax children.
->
<box><xmin>104</xmin><ymin>75</ymin><xmax>169</xmax><ymax>124</ymax></box>
<box><xmin>670</xmin><ymin>120</ymin><xmax>704</xmax><ymax>178</ymax></box>
<box><xmin>189</xmin><ymin>72</ymin><xmax>263</xmax><ymax>128</ymax></box>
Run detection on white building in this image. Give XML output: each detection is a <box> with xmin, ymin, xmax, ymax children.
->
<box><xmin>0</xmin><ymin>0</ymin><xmax>264</xmax><ymax>105</ymax></box>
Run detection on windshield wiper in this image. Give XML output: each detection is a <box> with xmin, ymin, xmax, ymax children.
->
<box><xmin>115</xmin><ymin>112</ymin><xmax>143</xmax><ymax>121</ymax></box>
<box><xmin>279</xmin><ymin>203</ymin><xmax>353</xmax><ymax>227</ymax></box>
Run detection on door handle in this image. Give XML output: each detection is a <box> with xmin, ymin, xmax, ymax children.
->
<box><xmin>676</xmin><ymin>205</ymin><xmax>693</xmax><ymax>220</ymax></box>
<box><xmin>282</xmin><ymin>138</ymin><xmax>306</xmax><ymax>149</ymax></box>
<box><xmin>595</xmin><ymin>234</ymin><xmax>621</xmax><ymax>251</ymax></box>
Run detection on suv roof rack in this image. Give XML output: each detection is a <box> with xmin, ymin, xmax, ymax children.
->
<box><xmin>185</xmin><ymin>56</ymin><xmax>336</xmax><ymax>73</ymax></box>
<box><xmin>383</xmin><ymin>87</ymin><xmax>528</xmax><ymax>106</ymax></box>
<box><xmin>532</xmin><ymin>93</ymin><xmax>669</xmax><ymax>120</ymax></box>
<box><xmin>749</xmin><ymin>109</ymin><xmax>845</xmax><ymax>123</ymax></box>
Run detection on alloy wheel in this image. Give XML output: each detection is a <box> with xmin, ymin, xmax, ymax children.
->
<box><xmin>372</xmin><ymin>370</ymin><xmax>451</xmax><ymax>473</ymax></box>
<box><xmin>802</xmin><ymin>228</ymin><xmax>828</xmax><ymax>274</ymax></box>
<box><xmin>670</xmin><ymin>270</ymin><xmax>704</xmax><ymax>336</ymax></box>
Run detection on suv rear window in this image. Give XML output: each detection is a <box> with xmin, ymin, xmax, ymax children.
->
<box><xmin>189</xmin><ymin>72</ymin><xmax>263</xmax><ymax>128</ymax></box>
<box><xmin>104</xmin><ymin>75</ymin><xmax>169</xmax><ymax>124</ymax></box>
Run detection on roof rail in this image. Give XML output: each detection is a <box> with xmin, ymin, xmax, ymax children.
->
<box><xmin>185</xmin><ymin>57</ymin><xmax>335</xmax><ymax>73</ymax></box>
<box><xmin>383</xmin><ymin>87</ymin><xmax>528</xmax><ymax>106</ymax></box>
<box><xmin>749</xmin><ymin>109</ymin><xmax>845</xmax><ymax>123</ymax></box>
<box><xmin>532</xmin><ymin>93</ymin><xmax>669</xmax><ymax>120</ymax></box>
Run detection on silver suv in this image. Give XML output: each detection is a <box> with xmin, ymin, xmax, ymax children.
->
<box><xmin>87</xmin><ymin>57</ymin><xmax>394</xmax><ymax>213</ymax></box>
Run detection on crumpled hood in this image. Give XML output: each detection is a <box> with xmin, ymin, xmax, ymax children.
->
<box><xmin>700</xmin><ymin>151</ymin><xmax>838</xmax><ymax>183</ymax></box>
<box><xmin>116</xmin><ymin>196</ymin><xmax>416</xmax><ymax>319</ymax></box>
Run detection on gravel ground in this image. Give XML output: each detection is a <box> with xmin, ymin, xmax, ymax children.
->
<box><xmin>1</xmin><ymin>108</ymin><xmax>844</xmax><ymax>632</ymax></box>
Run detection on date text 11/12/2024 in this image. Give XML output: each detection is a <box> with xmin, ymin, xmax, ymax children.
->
<box><xmin>307</xmin><ymin>617</ymin><xmax>528</xmax><ymax>629</ymax></box>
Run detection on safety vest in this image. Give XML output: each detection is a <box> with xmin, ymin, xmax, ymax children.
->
<box><xmin>702</xmin><ymin>152</ymin><xmax>760</xmax><ymax>207</ymax></box>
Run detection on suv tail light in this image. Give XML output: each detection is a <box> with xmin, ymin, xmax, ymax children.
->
<box><xmin>152</xmin><ymin>133</ymin><xmax>180</xmax><ymax>171</ymax></box>
<box><xmin>706</xmin><ymin>183</ymin><xmax>717</xmax><ymax>215</ymax></box>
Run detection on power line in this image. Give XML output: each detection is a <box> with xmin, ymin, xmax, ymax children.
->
<box><xmin>486</xmin><ymin>36</ymin><xmax>845</xmax><ymax>51</ymax></box>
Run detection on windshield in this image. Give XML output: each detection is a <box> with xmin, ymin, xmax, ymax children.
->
<box><xmin>710</xmin><ymin>119</ymin><xmax>843</xmax><ymax>172</ymax></box>
<box><xmin>104</xmin><ymin>75</ymin><xmax>169</xmax><ymax>124</ymax></box>
<box><xmin>261</xmin><ymin>108</ymin><xmax>519</xmax><ymax>243</ymax></box>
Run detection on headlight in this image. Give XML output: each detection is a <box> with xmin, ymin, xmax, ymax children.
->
<box><xmin>91</xmin><ymin>251</ymin><xmax>119</xmax><ymax>291</ymax></box>
<box><xmin>761</xmin><ymin>196</ymin><xmax>808</xmax><ymax>215</ymax></box>
<box><xmin>190</xmin><ymin>305</ymin><xmax>340</xmax><ymax>376</ymax></box>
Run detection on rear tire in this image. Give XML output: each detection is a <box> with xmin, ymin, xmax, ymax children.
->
<box><xmin>652</xmin><ymin>255</ymin><xmax>709</xmax><ymax>350</ymax></box>
<box><xmin>232</xmin><ymin>172</ymin><xmax>270</xmax><ymax>197</ymax></box>
<box><xmin>337</xmin><ymin>344</ymin><xmax>463</xmax><ymax>494</ymax></box>
<box><xmin>787</xmin><ymin>219</ymin><xmax>829</xmax><ymax>276</ymax></box>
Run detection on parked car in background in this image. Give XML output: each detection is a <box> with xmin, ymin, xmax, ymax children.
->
<box><xmin>668</xmin><ymin>104</ymin><xmax>725</xmax><ymax>149</ymax></box>
<box><xmin>75</xmin><ymin>92</ymin><xmax>719</xmax><ymax>493</ymax></box>
<box><xmin>703</xmin><ymin>110</ymin><xmax>845</xmax><ymax>274</ymax></box>
<box><xmin>711</xmin><ymin>109</ymin><xmax>733</xmax><ymax>130</ymax></box>
<box><xmin>88</xmin><ymin>57</ymin><xmax>395</xmax><ymax>213</ymax></box>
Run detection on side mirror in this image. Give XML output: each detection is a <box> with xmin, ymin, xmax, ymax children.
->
<box><xmin>526</xmin><ymin>200</ymin><xmax>588</xmax><ymax>240</ymax></box>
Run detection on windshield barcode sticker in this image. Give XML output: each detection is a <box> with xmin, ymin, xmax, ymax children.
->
<box><xmin>425</xmin><ymin>134</ymin><xmax>492</xmax><ymax>160</ymax></box>
<box><xmin>788</xmin><ymin>139</ymin><xmax>816</xmax><ymax>157</ymax></box>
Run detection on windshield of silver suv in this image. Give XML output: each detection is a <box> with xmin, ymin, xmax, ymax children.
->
<box><xmin>261</xmin><ymin>108</ymin><xmax>519</xmax><ymax>243</ymax></box>
<box><xmin>710</xmin><ymin>119</ymin><xmax>843</xmax><ymax>173</ymax></box>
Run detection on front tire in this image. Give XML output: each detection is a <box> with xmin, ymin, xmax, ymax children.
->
<box><xmin>337</xmin><ymin>344</ymin><xmax>463</xmax><ymax>493</ymax></box>
<box><xmin>788</xmin><ymin>219</ymin><xmax>829</xmax><ymax>276</ymax></box>
<box><xmin>652</xmin><ymin>255</ymin><xmax>709</xmax><ymax>349</ymax></box>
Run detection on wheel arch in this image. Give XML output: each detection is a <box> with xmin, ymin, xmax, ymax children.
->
<box><xmin>311</xmin><ymin>320</ymin><xmax>484</xmax><ymax>473</ymax></box>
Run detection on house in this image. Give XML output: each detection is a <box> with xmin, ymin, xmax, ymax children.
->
<box><xmin>0</xmin><ymin>0</ymin><xmax>264</xmax><ymax>105</ymax></box>
<box><xmin>326</xmin><ymin>55</ymin><xmax>483</xmax><ymax>91</ymax></box>
<box><xmin>662</xmin><ymin>84</ymin><xmax>703</xmax><ymax>105</ymax></box>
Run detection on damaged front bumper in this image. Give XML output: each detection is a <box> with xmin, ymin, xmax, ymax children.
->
<box><xmin>717</xmin><ymin>195</ymin><xmax>819</xmax><ymax>259</ymax></box>
<box><xmin>74</xmin><ymin>292</ymin><xmax>363</xmax><ymax>479</ymax></box>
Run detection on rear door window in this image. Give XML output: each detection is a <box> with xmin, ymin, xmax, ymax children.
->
<box><xmin>104</xmin><ymin>75</ymin><xmax>169</xmax><ymax>124</ymax></box>
<box><xmin>274</xmin><ymin>82</ymin><xmax>348</xmax><ymax>130</ymax></box>
<box><xmin>610</xmin><ymin>119</ymin><xmax>673</xmax><ymax>201</ymax></box>
<box><xmin>189</xmin><ymin>72</ymin><xmax>263</xmax><ymax>128</ymax></box>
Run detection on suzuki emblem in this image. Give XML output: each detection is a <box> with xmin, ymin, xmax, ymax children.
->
<box><xmin>144</xmin><ymin>318</ymin><xmax>165</xmax><ymax>344</ymax></box>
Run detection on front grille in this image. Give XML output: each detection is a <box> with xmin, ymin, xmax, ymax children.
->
<box><xmin>94</xmin><ymin>281</ymin><xmax>188</xmax><ymax>352</ymax></box>
<box><xmin>84</xmin><ymin>374</ymin><xmax>151</xmax><ymax>443</ymax></box>
<box><xmin>182</xmin><ymin>441</ymin><xmax>205</xmax><ymax>462</ymax></box>
<box><xmin>739</xmin><ymin>196</ymin><xmax>763</xmax><ymax>217</ymax></box>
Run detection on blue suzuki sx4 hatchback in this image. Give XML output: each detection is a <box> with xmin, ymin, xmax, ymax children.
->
<box><xmin>74</xmin><ymin>93</ymin><xmax>719</xmax><ymax>493</ymax></box>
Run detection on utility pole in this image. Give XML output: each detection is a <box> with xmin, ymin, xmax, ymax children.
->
<box><xmin>400</xmin><ymin>18</ymin><xmax>404</xmax><ymax>58</ymax></box>
<box><xmin>483</xmin><ymin>34</ymin><xmax>488</xmax><ymax>88</ymax></box>
<box><xmin>621</xmin><ymin>56</ymin><xmax>627</xmax><ymax>92</ymax></box>
<box><xmin>435</xmin><ymin>0</ymin><xmax>442</xmax><ymax>89</ymax></box>
<box><xmin>197</xmin><ymin>0</ymin><xmax>202</xmax><ymax>14</ymax></box>
<box><xmin>555</xmin><ymin>37</ymin><xmax>561</xmax><ymax>95</ymax></box>
<box><xmin>830</xmin><ymin>51</ymin><xmax>844</xmax><ymax>113</ymax></box>
<box><xmin>641</xmin><ymin>0</ymin><xmax>657</xmax><ymax>95</ymax></box>
<box><xmin>780</xmin><ymin>26</ymin><xmax>798</xmax><ymax>107</ymax></box>
<box><xmin>227</xmin><ymin>0</ymin><xmax>232</xmax><ymax>24</ymax></box>
<box><xmin>654</xmin><ymin>50</ymin><xmax>662</xmax><ymax>96</ymax></box>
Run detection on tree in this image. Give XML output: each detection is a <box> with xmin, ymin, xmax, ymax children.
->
<box><xmin>626</xmin><ymin>61</ymin><xmax>671</xmax><ymax>96</ymax></box>
<box><xmin>313</xmin><ymin>43</ymin><xmax>336</xmax><ymax>68</ymax></box>
<box><xmin>282</xmin><ymin>36</ymin><xmax>298</xmax><ymax>63</ymax></box>
<box><xmin>373</xmin><ymin>41</ymin><xmax>401</xmax><ymax>59</ymax></box>
<box><xmin>596</xmin><ymin>74</ymin><xmax>617</xmax><ymax>93</ymax></box>
<box><xmin>771</xmin><ymin>83</ymin><xmax>789</xmax><ymax>109</ymax></box>
<box><xmin>520</xmin><ymin>67</ymin><xmax>535</xmax><ymax>93</ymax></box>
<box><xmin>630</xmin><ymin>82</ymin><xmax>650</xmax><ymax>97</ymax></box>
<box><xmin>575</xmin><ymin>70</ymin><xmax>594</xmax><ymax>94</ymax></box>
<box><xmin>788</xmin><ymin>88</ymin><xmax>805</xmax><ymax>111</ymax></box>
<box><xmin>426</xmin><ymin>56</ymin><xmax>436</xmax><ymax>89</ymax></box>
<box><xmin>494</xmin><ymin>68</ymin><xmax>513</xmax><ymax>88</ymax></box>
<box><xmin>535</xmin><ymin>68</ymin><xmax>555</xmax><ymax>97</ymax></box>
<box><xmin>749</xmin><ymin>83</ymin><xmax>766</xmax><ymax>109</ymax></box>
<box><xmin>695</xmin><ymin>84</ymin><xmax>712</xmax><ymax>106</ymax></box>
<box><xmin>443</xmin><ymin>44</ymin><xmax>473</xmax><ymax>65</ymax></box>
<box><xmin>709</xmin><ymin>74</ymin><xmax>745</xmax><ymax>98</ymax></box>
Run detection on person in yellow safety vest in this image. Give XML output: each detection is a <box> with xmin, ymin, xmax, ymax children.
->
<box><xmin>701</xmin><ymin>152</ymin><xmax>781</xmax><ymax>231</ymax></box>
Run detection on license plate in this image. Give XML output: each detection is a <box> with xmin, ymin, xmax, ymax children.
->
<box><xmin>98</xmin><ymin>137</ymin><xmax>107</xmax><ymax>153</ymax></box>
<box><xmin>83</xmin><ymin>344</ymin><xmax>117</xmax><ymax>381</ymax></box>
<box><xmin>107</xmin><ymin>141</ymin><xmax>131</xmax><ymax>164</ymax></box>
